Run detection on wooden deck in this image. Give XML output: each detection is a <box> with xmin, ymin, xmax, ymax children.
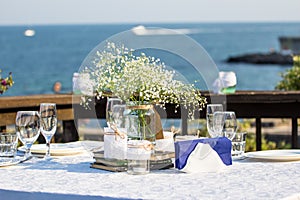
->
<box><xmin>1</xmin><ymin>91</ymin><xmax>300</xmax><ymax>150</ymax></box>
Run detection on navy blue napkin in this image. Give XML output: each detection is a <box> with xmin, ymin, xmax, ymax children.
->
<box><xmin>175</xmin><ymin>137</ymin><xmax>232</xmax><ymax>170</ymax></box>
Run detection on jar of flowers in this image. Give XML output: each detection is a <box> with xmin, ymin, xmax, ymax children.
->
<box><xmin>79</xmin><ymin>42</ymin><xmax>207</xmax><ymax>142</ymax></box>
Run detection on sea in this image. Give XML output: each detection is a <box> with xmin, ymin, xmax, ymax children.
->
<box><xmin>0</xmin><ymin>22</ymin><xmax>300</xmax><ymax>96</ymax></box>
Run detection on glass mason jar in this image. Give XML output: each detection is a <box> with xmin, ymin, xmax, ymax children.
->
<box><xmin>124</xmin><ymin>104</ymin><xmax>156</xmax><ymax>144</ymax></box>
<box><xmin>127</xmin><ymin>140</ymin><xmax>151</xmax><ymax>175</ymax></box>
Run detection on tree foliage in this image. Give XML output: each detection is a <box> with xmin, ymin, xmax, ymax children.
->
<box><xmin>276</xmin><ymin>55</ymin><xmax>300</xmax><ymax>90</ymax></box>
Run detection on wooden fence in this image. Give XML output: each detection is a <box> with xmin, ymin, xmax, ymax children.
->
<box><xmin>1</xmin><ymin>91</ymin><xmax>299</xmax><ymax>150</ymax></box>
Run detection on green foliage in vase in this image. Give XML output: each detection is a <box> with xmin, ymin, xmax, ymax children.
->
<box><xmin>275</xmin><ymin>55</ymin><xmax>300</xmax><ymax>91</ymax></box>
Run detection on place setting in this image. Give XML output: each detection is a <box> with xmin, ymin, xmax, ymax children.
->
<box><xmin>205</xmin><ymin>103</ymin><xmax>244</xmax><ymax>161</ymax></box>
<box><xmin>206</xmin><ymin>103</ymin><xmax>300</xmax><ymax>163</ymax></box>
<box><xmin>0</xmin><ymin>102</ymin><xmax>86</xmax><ymax>168</ymax></box>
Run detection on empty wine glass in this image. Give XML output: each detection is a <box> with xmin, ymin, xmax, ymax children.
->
<box><xmin>213</xmin><ymin>111</ymin><xmax>237</xmax><ymax>140</ymax></box>
<box><xmin>40</xmin><ymin>103</ymin><xmax>57</xmax><ymax>160</ymax></box>
<box><xmin>111</xmin><ymin>104</ymin><xmax>126</xmax><ymax>129</ymax></box>
<box><xmin>222</xmin><ymin>111</ymin><xmax>237</xmax><ymax>140</ymax></box>
<box><xmin>15</xmin><ymin>111</ymin><xmax>41</xmax><ymax>159</ymax></box>
<box><xmin>212</xmin><ymin>111</ymin><xmax>225</xmax><ymax>137</ymax></box>
<box><xmin>206</xmin><ymin>104</ymin><xmax>223</xmax><ymax>138</ymax></box>
<box><xmin>106</xmin><ymin>97</ymin><xmax>124</xmax><ymax>128</ymax></box>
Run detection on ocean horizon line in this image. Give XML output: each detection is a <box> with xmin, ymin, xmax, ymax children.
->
<box><xmin>0</xmin><ymin>21</ymin><xmax>300</xmax><ymax>27</ymax></box>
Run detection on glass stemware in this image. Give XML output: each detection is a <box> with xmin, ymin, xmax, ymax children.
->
<box><xmin>206</xmin><ymin>104</ymin><xmax>223</xmax><ymax>138</ymax></box>
<box><xmin>106</xmin><ymin>97</ymin><xmax>124</xmax><ymax>128</ymax></box>
<box><xmin>213</xmin><ymin>111</ymin><xmax>237</xmax><ymax>140</ymax></box>
<box><xmin>40</xmin><ymin>103</ymin><xmax>57</xmax><ymax>160</ymax></box>
<box><xmin>111</xmin><ymin>104</ymin><xmax>126</xmax><ymax>129</ymax></box>
<box><xmin>15</xmin><ymin>111</ymin><xmax>41</xmax><ymax>159</ymax></box>
<box><xmin>222</xmin><ymin>111</ymin><xmax>237</xmax><ymax>140</ymax></box>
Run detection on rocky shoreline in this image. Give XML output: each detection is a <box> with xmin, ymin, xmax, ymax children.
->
<box><xmin>226</xmin><ymin>52</ymin><xmax>293</xmax><ymax>65</ymax></box>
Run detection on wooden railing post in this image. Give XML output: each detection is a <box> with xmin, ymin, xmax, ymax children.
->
<box><xmin>292</xmin><ymin>117</ymin><xmax>298</xmax><ymax>148</ymax></box>
<box><xmin>62</xmin><ymin>120</ymin><xmax>78</xmax><ymax>142</ymax></box>
<box><xmin>256</xmin><ymin>118</ymin><xmax>262</xmax><ymax>151</ymax></box>
<box><xmin>181</xmin><ymin>108</ymin><xmax>188</xmax><ymax>135</ymax></box>
<box><xmin>0</xmin><ymin>126</ymin><xmax>5</xmax><ymax>132</ymax></box>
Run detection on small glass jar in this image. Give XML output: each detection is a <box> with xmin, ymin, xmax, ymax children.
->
<box><xmin>0</xmin><ymin>132</ymin><xmax>18</xmax><ymax>157</ymax></box>
<box><xmin>127</xmin><ymin>140</ymin><xmax>151</xmax><ymax>175</ymax></box>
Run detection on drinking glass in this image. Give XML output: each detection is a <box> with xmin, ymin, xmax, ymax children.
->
<box><xmin>232</xmin><ymin>132</ymin><xmax>247</xmax><ymax>159</ymax></box>
<box><xmin>206</xmin><ymin>104</ymin><xmax>223</xmax><ymax>138</ymax></box>
<box><xmin>127</xmin><ymin>140</ymin><xmax>151</xmax><ymax>175</ymax></box>
<box><xmin>15</xmin><ymin>111</ymin><xmax>41</xmax><ymax>159</ymax></box>
<box><xmin>111</xmin><ymin>104</ymin><xmax>126</xmax><ymax>129</ymax></box>
<box><xmin>40</xmin><ymin>103</ymin><xmax>57</xmax><ymax>160</ymax></box>
<box><xmin>213</xmin><ymin>111</ymin><xmax>237</xmax><ymax>140</ymax></box>
<box><xmin>0</xmin><ymin>132</ymin><xmax>18</xmax><ymax>157</ymax></box>
<box><xmin>106</xmin><ymin>97</ymin><xmax>124</xmax><ymax>128</ymax></box>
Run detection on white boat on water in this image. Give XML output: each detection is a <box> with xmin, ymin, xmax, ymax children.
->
<box><xmin>131</xmin><ymin>25</ymin><xmax>199</xmax><ymax>36</ymax></box>
<box><xmin>24</xmin><ymin>29</ymin><xmax>35</xmax><ymax>37</ymax></box>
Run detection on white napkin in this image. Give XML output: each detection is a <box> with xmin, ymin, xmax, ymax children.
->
<box><xmin>155</xmin><ymin>131</ymin><xmax>175</xmax><ymax>152</ymax></box>
<box><xmin>181</xmin><ymin>143</ymin><xmax>226</xmax><ymax>173</ymax></box>
<box><xmin>155</xmin><ymin>139</ymin><xmax>175</xmax><ymax>152</ymax></box>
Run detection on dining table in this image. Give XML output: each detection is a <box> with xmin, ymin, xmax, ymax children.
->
<box><xmin>0</xmin><ymin>141</ymin><xmax>300</xmax><ymax>200</ymax></box>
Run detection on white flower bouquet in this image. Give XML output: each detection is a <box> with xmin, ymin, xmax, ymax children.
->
<box><xmin>80</xmin><ymin>42</ymin><xmax>206</xmax><ymax>119</ymax></box>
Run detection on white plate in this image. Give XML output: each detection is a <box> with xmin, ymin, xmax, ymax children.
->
<box><xmin>18</xmin><ymin>142</ymin><xmax>85</xmax><ymax>156</ymax></box>
<box><xmin>0</xmin><ymin>156</ymin><xmax>24</xmax><ymax>167</ymax></box>
<box><xmin>245</xmin><ymin>149</ymin><xmax>300</xmax><ymax>161</ymax></box>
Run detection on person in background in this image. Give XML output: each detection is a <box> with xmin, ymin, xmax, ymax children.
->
<box><xmin>53</xmin><ymin>81</ymin><xmax>62</xmax><ymax>94</ymax></box>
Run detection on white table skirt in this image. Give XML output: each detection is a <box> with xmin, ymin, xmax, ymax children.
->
<box><xmin>1</xmin><ymin>141</ymin><xmax>300</xmax><ymax>200</ymax></box>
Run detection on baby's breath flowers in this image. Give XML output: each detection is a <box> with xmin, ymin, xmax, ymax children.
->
<box><xmin>0</xmin><ymin>70</ymin><xmax>14</xmax><ymax>94</ymax></box>
<box><xmin>80</xmin><ymin>42</ymin><xmax>206</xmax><ymax>118</ymax></box>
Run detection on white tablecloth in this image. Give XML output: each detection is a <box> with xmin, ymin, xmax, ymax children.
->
<box><xmin>1</xmin><ymin>141</ymin><xmax>300</xmax><ymax>200</ymax></box>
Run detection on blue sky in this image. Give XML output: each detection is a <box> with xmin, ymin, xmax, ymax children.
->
<box><xmin>0</xmin><ymin>0</ymin><xmax>300</xmax><ymax>25</ymax></box>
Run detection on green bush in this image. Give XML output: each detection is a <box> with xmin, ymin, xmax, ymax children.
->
<box><xmin>276</xmin><ymin>55</ymin><xmax>300</xmax><ymax>90</ymax></box>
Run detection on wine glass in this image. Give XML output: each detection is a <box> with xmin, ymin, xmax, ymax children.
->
<box><xmin>111</xmin><ymin>104</ymin><xmax>126</xmax><ymax>129</ymax></box>
<box><xmin>106</xmin><ymin>97</ymin><xmax>124</xmax><ymax>128</ymax></box>
<box><xmin>222</xmin><ymin>111</ymin><xmax>237</xmax><ymax>140</ymax></box>
<box><xmin>213</xmin><ymin>111</ymin><xmax>237</xmax><ymax>140</ymax></box>
<box><xmin>40</xmin><ymin>103</ymin><xmax>57</xmax><ymax>160</ymax></box>
<box><xmin>15</xmin><ymin>111</ymin><xmax>41</xmax><ymax>159</ymax></box>
<box><xmin>206</xmin><ymin>104</ymin><xmax>223</xmax><ymax>138</ymax></box>
<box><xmin>212</xmin><ymin>111</ymin><xmax>225</xmax><ymax>137</ymax></box>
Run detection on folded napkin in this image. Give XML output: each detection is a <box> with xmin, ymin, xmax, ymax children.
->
<box><xmin>175</xmin><ymin>137</ymin><xmax>232</xmax><ymax>173</ymax></box>
<box><xmin>155</xmin><ymin>131</ymin><xmax>175</xmax><ymax>152</ymax></box>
